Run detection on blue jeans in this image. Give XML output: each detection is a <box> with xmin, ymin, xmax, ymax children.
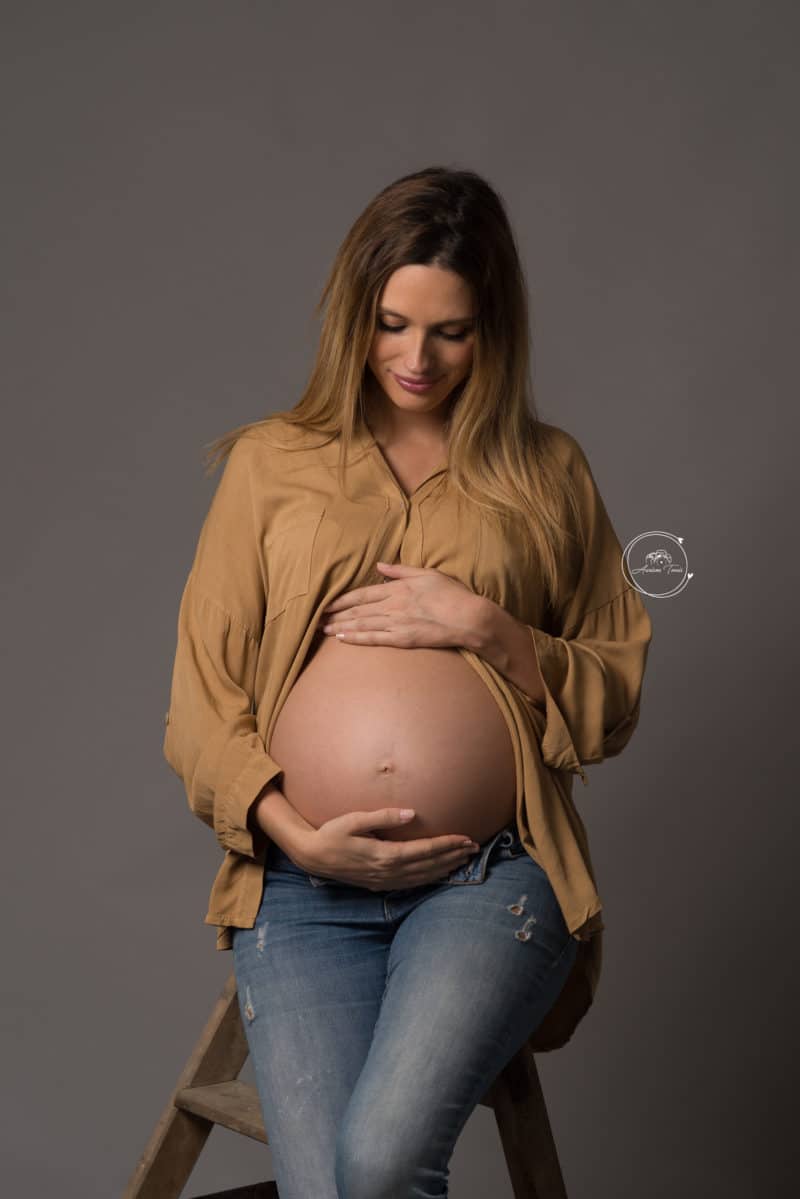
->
<box><xmin>232</xmin><ymin>819</ymin><xmax>578</xmax><ymax>1199</ymax></box>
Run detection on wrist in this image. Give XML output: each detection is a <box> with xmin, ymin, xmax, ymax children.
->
<box><xmin>251</xmin><ymin>782</ymin><xmax>318</xmax><ymax>861</ymax></box>
<box><xmin>462</xmin><ymin>593</ymin><xmax>498</xmax><ymax>653</ymax></box>
<box><xmin>469</xmin><ymin>594</ymin><xmax>505</xmax><ymax>658</ymax></box>
<box><xmin>472</xmin><ymin>599</ymin><xmax>547</xmax><ymax>707</ymax></box>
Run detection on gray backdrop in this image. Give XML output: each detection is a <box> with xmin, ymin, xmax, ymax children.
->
<box><xmin>2</xmin><ymin>2</ymin><xmax>796</xmax><ymax>1196</ymax></box>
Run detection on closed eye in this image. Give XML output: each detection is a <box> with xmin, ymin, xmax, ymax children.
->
<box><xmin>377</xmin><ymin>318</ymin><xmax>470</xmax><ymax>342</ymax></box>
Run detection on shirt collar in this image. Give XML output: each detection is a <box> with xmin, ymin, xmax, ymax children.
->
<box><xmin>353</xmin><ymin>418</ymin><xmax>449</xmax><ymax>503</ymax></box>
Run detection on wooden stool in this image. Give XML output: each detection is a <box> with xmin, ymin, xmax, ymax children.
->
<box><xmin>124</xmin><ymin>972</ymin><xmax>569</xmax><ymax>1198</ymax></box>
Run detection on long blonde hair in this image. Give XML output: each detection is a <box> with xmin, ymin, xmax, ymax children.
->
<box><xmin>202</xmin><ymin>165</ymin><xmax>585</xmax><ymax>611</ymax></box>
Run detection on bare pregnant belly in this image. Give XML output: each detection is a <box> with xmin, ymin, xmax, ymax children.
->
<box><xmin>267</xmin><ymin>631</ymin><xmax>518</xmax><ymax>845</ymax></box>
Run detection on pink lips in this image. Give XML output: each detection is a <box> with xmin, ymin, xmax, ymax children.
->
<box><xmin>392</xmin><ymin>372</ymin><xmax>440</xmax><ymax>393</ymax></box>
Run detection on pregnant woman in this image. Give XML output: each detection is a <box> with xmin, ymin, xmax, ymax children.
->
<box><xmin>163</xmin><ymin>166</ymin><xmax>653</xmax><ymax>1199</ymax></box>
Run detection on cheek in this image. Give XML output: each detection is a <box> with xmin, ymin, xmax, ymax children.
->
<box><xmin>369</xmin><ymin>335</ymin><xmax>396</xmax><ymax>366</ymax></box>
<box><xmin>448</xmin><ymin>346</ymin><xmax>474</xmax><ymax>374</ymax></box>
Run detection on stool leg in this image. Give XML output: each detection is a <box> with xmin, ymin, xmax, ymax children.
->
<box><xmin>124</xmin><ymin>973</ymin><xmax>249</xmax><ymax>1199</ymax></box>
<box><xmin>487</xmin><ymin>1046</ymin><xmax>569</xmax><ymax>1199</ymax></box>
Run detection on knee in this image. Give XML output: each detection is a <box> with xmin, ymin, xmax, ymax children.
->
<box><xmin>334</xmin><ymin>1128</ymin><xmax>414</xmax><ymax>1199</ymax></box>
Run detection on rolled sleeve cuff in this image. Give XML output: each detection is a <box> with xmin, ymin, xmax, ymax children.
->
<box><xmin>525</xmin><ymin>626</ymin><xmax>588</xmax><ymax>783</ymax></box>
<box><xmin>214</xmin><ymin>752</ymin><xmax>284</xmax><ymax>858</ymax></box>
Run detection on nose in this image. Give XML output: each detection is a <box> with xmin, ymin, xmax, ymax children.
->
<box><xmin>403</xmin><ymin>334</ymin><xmax>437</xmax><ymax>376</ymax></box>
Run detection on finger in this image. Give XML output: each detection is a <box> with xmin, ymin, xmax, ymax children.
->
<box><xmin>432</xmin><ymin>834</ymin><xmax>480</xmax><ymax>853</ymax></box>
<box><xmin>326</xmin><ymin>599</ymin><xmax>393</xmax><ymax>628</ymax></box>
<box><xmin>349</xmin><ymin>807</ymin><xmax>417</xmax><ymax>833</ymax></box>
<box><xmin>323</xmin><ymin>582</ymin><xmax>394</xmax><ymax>613</ymax></box>
<box><xmin>407</xmin><ymin>845</ymin><xmax>478</xmax><ymax>885</ymax></box>
<box><xmin>330</xmin><ymin>629</ymin><xmax>410</xmax><ymax>646</ymax></box>
<box><xmin>323</xmin><ymin>609</ymin><xmax>395</xmax><ymax>630</ymax></box>
<box><xmin>393</xmin><ymin>836</ymin><xmax>479</xmax><ymax>865</ymax></box>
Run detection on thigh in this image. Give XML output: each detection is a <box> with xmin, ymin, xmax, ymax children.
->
<box><xmin>232</xmin><ymin>854</ymin><xmax>390</xmax><ymax>1199</ymax></box>
<box><xmin>334</xmin><ymin>846</ymin><xmax>578</xmax><ymax>1199</ymax></box>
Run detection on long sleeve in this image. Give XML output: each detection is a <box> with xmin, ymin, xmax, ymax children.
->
<box><xmin>523</xmin><ymin>436</ymin><xmax>653</xmax><ymax>778</ymax></box>
<box><xmin>162</xmin><ymin>436</ymin><xmax>283</xmax><ymax>858</ymax></box>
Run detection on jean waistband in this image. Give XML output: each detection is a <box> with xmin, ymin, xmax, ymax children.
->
<box><xmin>446</xmin><ymin>820</ymin><xmax>525</xmax><ymax>885</ymax></box>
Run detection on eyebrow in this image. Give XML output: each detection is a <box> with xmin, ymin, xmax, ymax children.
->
<box><xmin>378</xmin><ymin>307</ymin><xmax>477</xmax><ymax>328</ymax></box>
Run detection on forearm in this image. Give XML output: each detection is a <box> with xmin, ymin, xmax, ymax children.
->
<box><xmin>247</xmin><ymin>780</ymin><xmax>318</xmax><ymax>858</ymax></box>
<box><xmin>468</xmin><ymin>596</ymin><xmax>547</xmax><ymax>709</ymax></box>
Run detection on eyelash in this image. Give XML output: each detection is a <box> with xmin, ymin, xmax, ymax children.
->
<box><xmin>377</xmin><ymin>318</ymin><xmax>470</xmax><ymax>342</ymax></box>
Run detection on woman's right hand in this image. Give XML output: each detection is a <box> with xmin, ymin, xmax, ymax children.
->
<box><xmin>291</xmin><ymin>809</ymin><xmax>480</xmax><ymax>890</ymax></box>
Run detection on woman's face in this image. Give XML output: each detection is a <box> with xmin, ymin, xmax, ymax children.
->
<box><xmin>365</xmin><ymin>264</ymin><xmax>476</xmax><ymax>425</ymax></box>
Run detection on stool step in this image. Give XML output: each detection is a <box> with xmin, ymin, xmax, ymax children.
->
<box><xmin>175</xmin><ymin>1081</ymin><xmax>267</xmax><ymax>1144</ymax></box>
<box><xmin>189</xmin><ymin>1183</ymin><xmax>278</xmax><ymax>1198</ymax></box>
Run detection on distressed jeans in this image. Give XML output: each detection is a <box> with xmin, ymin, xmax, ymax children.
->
<box><xmin>231</xmin><ymin>819</ymin><xmax>579</xmax><ymax>1199</ymax></box>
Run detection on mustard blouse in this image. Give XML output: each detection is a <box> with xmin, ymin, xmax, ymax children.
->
<box><xmin>162</xmin><ymin>415</ymin><xmax>653</xmax><ymax>1053</ymax></box>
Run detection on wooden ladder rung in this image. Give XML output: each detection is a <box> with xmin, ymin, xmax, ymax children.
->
<box><xmin>174</xmin><ymin>1081</ymin><xmax>267</xmax><ymax>1144</ymax></box>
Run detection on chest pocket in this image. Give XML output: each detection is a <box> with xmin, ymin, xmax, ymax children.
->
<box><xmin>265</xmin><ymin>506</ymin><xmax>326</xmax><ymax>625</ymax></box>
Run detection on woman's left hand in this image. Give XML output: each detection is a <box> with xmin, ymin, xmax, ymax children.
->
<box><xmin>319</xmin><ymin>560</ymin><xmax>484</xmax><ymax>650</ymax></box>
